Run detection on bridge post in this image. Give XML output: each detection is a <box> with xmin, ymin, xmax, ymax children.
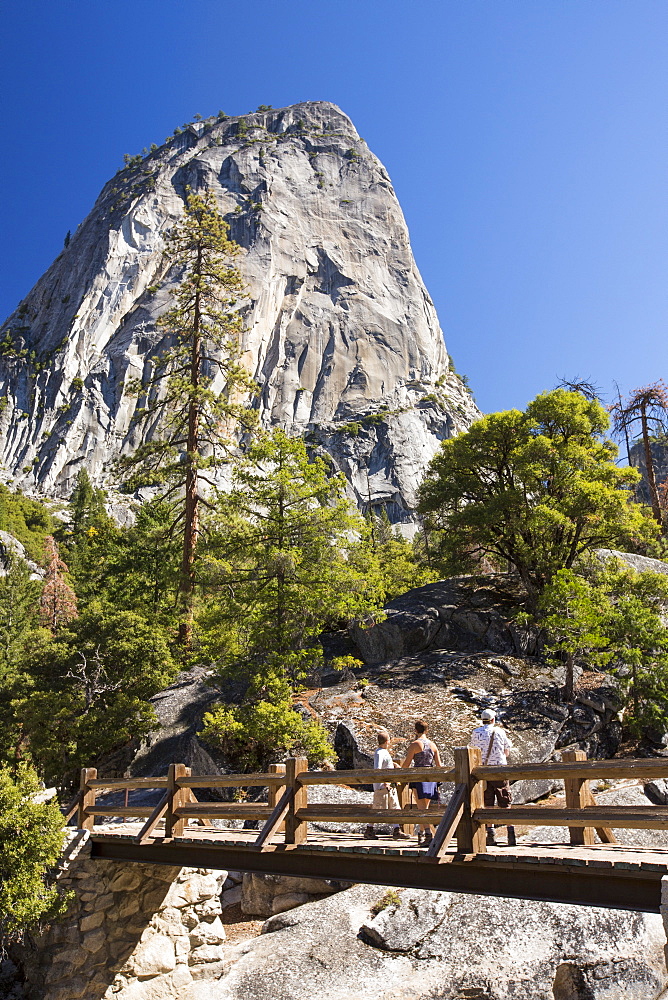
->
<box><xmin>165</xmin><ymin>763</ymin><xmax>190</xmax><ymax>838</ymax></box>
<box><xmin>562</xmin><ymin>749</ymin><xmax>595</xmax><ymax>846</ymax></box>
<box><xmin>399</xmin><ymin>780</ymin><xmax>413</xmax><ymax>836</ymax></box>
<box><xmin>454</xmin><ymin>746</ymin><xmax>486</xmax><ymax>854</ymax></box>
<box><xmin>284</xmin><ymin>756</ymin><xmax>308</xmax><ymax>845</ymax></box>
<box><xmin>78</xmin><ymin>767</ymin><xmax>97</xmax><ymax>831</ymax></box>
<box><xmin>268</xmin><ymin>763</ymin><xmax>286</xmax><ymax>834</ymax></box>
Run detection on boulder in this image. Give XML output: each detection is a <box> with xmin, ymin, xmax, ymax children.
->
<box><xmin>216</xmin><ymin>884</ymin><xmax>667</xmax><ymax>999</ymax></box>
<box><xmin>241</xmin><ymin>873</ymin><xmax>348</xmax><ymax>918</ymax></box>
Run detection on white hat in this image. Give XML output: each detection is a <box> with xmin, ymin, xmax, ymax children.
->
<box><xmin>481</xmin><ymin>709</ymin><xmax>496</xmax><ymax>721</ymax></box>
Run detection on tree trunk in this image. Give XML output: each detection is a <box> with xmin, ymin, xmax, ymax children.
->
<box><xmin>178</xmin><ymin>248</ymin><xmax>202</xmax><ymax>646</ymax></box>
<box><xmin>641</xmin><ymin>403</ymin><xmax>662</xmax><ymax>524</ymax></box>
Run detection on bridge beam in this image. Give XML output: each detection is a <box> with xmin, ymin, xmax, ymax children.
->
<box><xmin>90</xmin><ymin>837</ymin><xmax>661</xmax><ymax>914</ymax></box>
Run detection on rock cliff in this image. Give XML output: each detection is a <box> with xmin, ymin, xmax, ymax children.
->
<box><xmin>0</xmin><ymin>102</ymin><xmax>478</xmax><ymax>524</ymax></box>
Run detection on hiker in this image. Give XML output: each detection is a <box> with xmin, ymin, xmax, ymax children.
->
<box><xmin>470</xmin><ymin>708</ymin><xmax>516</xmax><ymax>847</ymax></box>
<box><xmin>401</xmin><ymin>720</ymin><xmax>443</xmax><ymax>847</ymax></box>
<box><xmin>366</xmin><ymin>731</ymin><xmax>410</xmax><ymax>841</ymax></box>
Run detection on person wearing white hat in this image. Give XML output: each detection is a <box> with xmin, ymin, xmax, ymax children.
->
<box><xmin>470</xmin><ymin>708</ymin><xmax>516</xmax><ymax>847</ymax></box>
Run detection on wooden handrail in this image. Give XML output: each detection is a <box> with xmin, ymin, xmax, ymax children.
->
<box><xmin>178</xmin><ymin>772</ymin><xmax>287</xmax><ymax>788</ymax></box>
<box><xmin>296</xmin><ymin>806</ymin><xmax>443</xmax><ymax>824</ymax></box>
<box><xmin>299</xmin><ymin>767</ymin><xmax>455</xmax><ymax>785</ymax></box>
<box><xmin>474</xmin><ymin>759</ymin><xmax>668</xmax><ymax>782</ymax></box>
<box><xmin>88</xmin><ymin>777</ymin><xmax>169</xmax><ymax>790</ymax></box>
<box><xmin>86</xmin><ymin>806</ymin><xmax>155</xmax><ymax>818</ymax></box>
<box><xmin>175</xmin><ymin>803</ymin><xmax>272</xmax><ymax>820</ymax></box>
<box><xmin>62</xmin><ymin>790</ymin><xmax>83</xmax><ymax>824</ymax></box>
<box><xmin>476</xmin><ymin>806</ymin><xmax>668</xmax><ymax>830</ymax></box>
<box><xmin>75</xmin><ymin>752</ymin><xmax>668</xmax><ymax>852</ymax></box>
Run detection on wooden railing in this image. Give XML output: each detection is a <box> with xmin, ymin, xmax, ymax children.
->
<box><xmin>71</xmin><ymin>749</ymin><xmax>668</xmax><ymax>862</ymax></box>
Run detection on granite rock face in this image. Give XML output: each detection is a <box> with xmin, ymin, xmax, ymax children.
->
<box><xmin>0</xmin><ymin>101</ymin><xmax>478</xmax><ymax>525</ymax></box>
<box><xmin>216</xmin><ymin>884</ymin><xmax>667</xmax><ymax>1000</ymax></box>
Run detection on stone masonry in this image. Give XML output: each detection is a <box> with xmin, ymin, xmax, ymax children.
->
<box><xmin>16</xmin><ymin>830</ymin><xmax>227</xmax><ymax>1000</ymax></box>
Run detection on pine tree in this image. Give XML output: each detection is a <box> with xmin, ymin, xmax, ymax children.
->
<box><xmin>117</xmin><ymin>190</ymin><xmax>256</xmax><ymax>644</ymax></box>
<box><xmin>198</xmin><ymin>430</ymin><xmax>384</xmax><ymax>686</ymax></box>
<box><xmin>65</xmin><ymin>470</ymin><xmax>116</xmax><ymax>603</ymax></box>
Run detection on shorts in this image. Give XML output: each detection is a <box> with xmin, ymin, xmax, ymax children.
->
<box><xmin>409</xmin><ymin>781</ymin><xmax>439</xmax><ymax>801</ymax></box>
<box><xmin>484</xmin><ymin>780</ymin><xmax>512</xmax><ymax>808</ymax></box>
<box><xmin>372</xmin><ymin>786</ymin><xmax>400</xmax><ymax>810</ymax></box>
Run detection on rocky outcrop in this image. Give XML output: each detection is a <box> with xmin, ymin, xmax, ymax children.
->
<box><xmin>0</xmin><ymin>101</ymin><xmax>478</xmax><ymax>525</ymax></box>
<box><xmin>15</xmin><ymin>830</ymin><xmax>228</xmax><ymax>1000</ymax></box>
<box><xmin>216</xmin><ymin>884</ymin><xmax>667</xmax><ymax>999</ymax></box>
<box><xmin>240</xmin><ymin>873</ymin><xmax>350</xmax><ymax>918</ymax></box>
<box><xmin>597</xmin><ymin>547</ymin><xmax>668</xmax><ymax>577</ymax></box>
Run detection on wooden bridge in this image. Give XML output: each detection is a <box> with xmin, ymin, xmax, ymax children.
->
<box><xmin>69</xmin><ymin>748</ymin><xmax>668</xmax><ymax>914</ymax></box>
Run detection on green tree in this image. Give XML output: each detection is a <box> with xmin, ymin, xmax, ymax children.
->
<box><xmin>534</xmin><ymin>569</ymin><xmax>612</xmax><ymax>705</ymax></box>
<box><xmin>0</xmin><ymin>558</ymin><xmax>44</xmax><ymax>763</ymax></box>
<box><xmin>532</xmin><ymin>561</ymin><xmax>668</xmax><ymax>736</ymax></box>
<box><xmin>365</xmin><ymin>509</ymin><xmax>437</xmax><ymax>601</ymax></box>
<box><xmin>418</xmin><ymin>389</ymin><xmax>655</xmax><ymax>607</ymax></box>
<box><xmin>200</xmin><ymin>679</ymin><xmax>333</xmax><ymax>771</ymax></box>
<box><xmin>63</xmin><ymin>470</ymin><xmax>118</xmax><ymax>604</ymax></box>
<box><xmin>96</xmin><ymin>499</ymin><xmax>182</xmax><ymax>629</ymax></box>
<box><xmin>0</xmin><ymin>485</ymin><xmax>55</xmax><ymax>563</ymax></box>
<box><xmin>598</xmin><ymin>564</ymin><xmax>668</xmax><ymax>733</ymax></box>
<box><xmin>197</xmin><ymin>430</ymin><xmax>385</xmax><ymax>687</ymax></box>
<box><xmin>16</xmin><ymin>606</ymin><xmax>177</xmax><ymax>787</ymax></box>
<box><xmin>117</xmin><ymin>190</ymin><xmax>256</xmax><ymax>644</ymax></box>
<box><xmin>0</xmin><ymin>763</ymin><xmax>68</xmax><ymax>941</ymax></box>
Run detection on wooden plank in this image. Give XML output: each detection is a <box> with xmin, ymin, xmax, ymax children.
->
<box><xmin>475</xmin><ymin>758</ymin><xmax>668</xmax><ymax>782</ymax></box>
<box><xmin>267</xmin><ymin>763</ymin><xmax>286</xmax><ymax>835</ymax></box>
<box><xmin>475</xmin><ymin>807</ymin><xmax>668</xmax><ymax>830</ymax></box>
<box><xmin>62</xmin><ymin>790</ymin><xmax>83</xmax><ymax>824</ymax></box>
<box><xmin>87</xmin><ymin>777</ymin><xmax>169</xmax><ymax>790</ymax></box>
<box><xmin>87</xmin><ymin>806</ymin><xmax>155</xmax><ymax>818</ymax></box>
<box><xmin>178</xmin><ymin>772</ymin><xmax>286</xmax><ymax>788</ymax></box>
<box><xmin>134</xmin><ymin>792</ymin><xmax>170</xmax><ymax>844</ymax></box>
<box><xmin>185</xmin><ymin>788</ymin><xmax>213</xmax><ymax>827</ymax></box>
<box><xmin>296</xmin><ymin>807</ymin><xmax>444</xmax><ymax>824</ymax></box>
<box><xmin>563</xmin><ymin>750</ymin><xmax>595</xmax><ymax>847</ymax></box>
<box><xmin>78</xmin><ymin>767</ymin><xmax>97</xmax><ymax>831</ymax></box>
<box><xmin>255</xmin><ymin>788</ymin><xmax>295</xmax><ymax>849</ymax></box>
<box><xmin>165</xmin><ymin>764</ymin><xmax>189</xmax><ymax>838</ymax></box>
<box><xmin>299</xmin><ymin>767</ymin><xmax>456</xmax><ymax>786</ymax></box>
<box><xmin>399</xmin><ymin>781</ymin><xmax>413</xmax><ymax>835</ymax></box>
<box><xmin>285</xmin><ymin>757</ymin><xmax>308</xmax><ymax>845</ymax></box>
<box><xmin>176</xmin><ymin>803</ymin><xmax>272</xmax><ymax>820</ymax></box>
<box><xmin>582</xmin><ymin>786</ymin><xmax>618</xmax><ymax>845</ymax></box>
<box><xmin>424</xmin><ymin>782</ymin><xmax>467</xmax><ymax>860</ymax></box>
<box><xmin>456</xmin><ymin>746</ymin><xmax>486</xmax><ymax>854</ymax></box>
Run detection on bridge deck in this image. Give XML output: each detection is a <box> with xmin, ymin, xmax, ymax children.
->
<box><xmin>90</xmin><ymin>824</ymin><xmax>668</xmax><ymax>914</ymax></box>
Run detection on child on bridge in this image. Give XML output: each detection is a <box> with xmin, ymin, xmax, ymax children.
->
<box><xmin>365</xmin><ymin>731</ymin><xmax>410</xmax><ymax>841</ymax></box>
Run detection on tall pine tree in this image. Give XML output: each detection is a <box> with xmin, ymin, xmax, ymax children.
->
<box><xmin>118</xmin><ymin>191</ymin><xmax>256</xmax><ymax>643</ymax></box>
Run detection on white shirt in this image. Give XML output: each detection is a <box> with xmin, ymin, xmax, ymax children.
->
<box><xmin>470</xmin><ymin>724</ymin><xmax>512</xmax><ymax>766</ymax></box>
<box><xmin>373</xmin><ymin>747</ymin><xmax>395</xmax><ymax>790</ymax></box>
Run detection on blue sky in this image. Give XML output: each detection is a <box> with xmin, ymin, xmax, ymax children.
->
<box><xmin>1</xmin><ymin>1</ymin><xmax>666</xmax><ymax>415</ymax></box>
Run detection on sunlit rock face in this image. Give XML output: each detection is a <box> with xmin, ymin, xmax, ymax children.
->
<box><xmin>0</xmin><ymin>101</ymin><xmax>478</xmax><ymax>524</ymax></box>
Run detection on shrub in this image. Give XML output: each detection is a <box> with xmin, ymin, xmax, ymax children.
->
<box><xmin>0</xmin><ymin>764</ymin><xmax>68</xmax><ymax>941</ymax></box>
<box><xmin>200</xmin><ymin>697</ymin><xmax>333</xmax><ymax>772</ymax></box>
<box><xmin>370</xmin><ymin>889</ymin><xmax>401</xmax><ymax>916</ymax></box>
